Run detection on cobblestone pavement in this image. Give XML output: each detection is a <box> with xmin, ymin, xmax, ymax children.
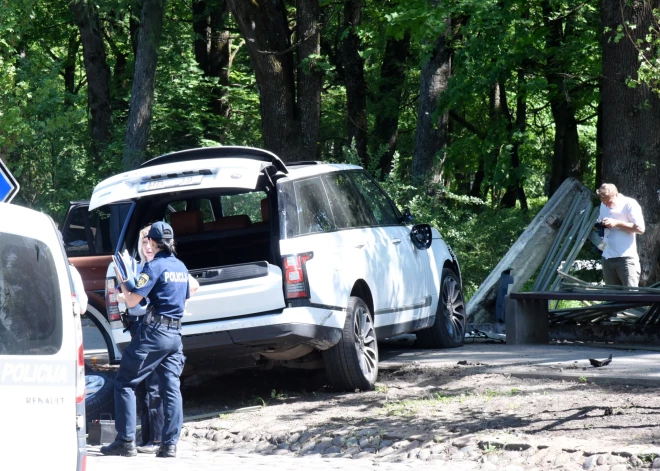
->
<box><xmin>88</xmin><ymin>427</ymin><xmax>660</xmax><ymax>471</ymax></box>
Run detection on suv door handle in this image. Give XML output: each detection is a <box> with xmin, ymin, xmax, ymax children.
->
<box><xmin>391</xmin><ymin>238</ymin><xmax>401</xmax><ymax>245</ymax></box>
<box><xmin>354</xmin><ymin>243</ymin><xmax>365</xmax><ymax>249</ymax></box>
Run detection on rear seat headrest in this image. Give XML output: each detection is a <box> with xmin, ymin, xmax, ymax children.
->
<box><xmin>204</xmin><ymin>214</ymin><xmax>252</xmax><ymax>232</ymax></box>
<box><xmin>170</xmin><ymin>210</ymin><xmax>204</xmax><ymax>236</ymax></box>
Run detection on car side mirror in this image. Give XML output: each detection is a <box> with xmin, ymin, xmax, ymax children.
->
<box><xmin>401</xmin><ymin>208</ymin><xmax>414</xmax><ymax>225</ymax></box>
<box><xmin>410</xmin><ymin>224</ymin><xmax>432</xmax><ymax>250</ymax></box>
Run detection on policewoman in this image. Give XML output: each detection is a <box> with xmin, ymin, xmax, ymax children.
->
<box><xmin>116</xmin><ymin>224</ymin><xmax>165</xmax><ymax>454</ymax></box>
<box><xmin>101</xmin><ymin>221</ymin><xmax>189</xmax><ymax>458</ymax></box>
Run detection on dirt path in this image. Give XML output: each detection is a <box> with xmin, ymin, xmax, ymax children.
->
<box><xmin>176</xmin><ymin>363</ymin><xmax>660</xmax><ymax>470</ymax></box>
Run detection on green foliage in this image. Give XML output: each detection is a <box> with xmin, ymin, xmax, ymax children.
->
<box><xmin>383</xmin><ymin>174</ymin><xmax>544</xmax><ymax>300</ymax></box>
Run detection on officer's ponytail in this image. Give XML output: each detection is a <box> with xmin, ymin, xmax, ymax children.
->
<box><xmin>154</xmin><ymin>238</ymin><xmax>177</xmax><ymax>256</ymax></box>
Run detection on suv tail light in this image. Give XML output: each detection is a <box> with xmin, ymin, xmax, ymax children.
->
<box><xmin>106</xmin><ymin>277</ymin><xmax>121</xmax><ymax>322</ymax></box>
<box><xmin>283</xmin><ymin>252</ymin><xmax>313</xmax><ymax>300</ymax></box>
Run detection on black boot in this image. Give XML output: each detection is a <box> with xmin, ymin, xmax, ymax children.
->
<box><xmin>137</xmin><ymin>441</ymin><xmax>160</xmax><ymax>454</ymax></box>
<box><xmin>156</xmin><ymin>443</ymin><xmax>176</xmax><ymax>458</ymax></box>
<box><xmin>100</xmin><ymin>439</ymin><xmax>137</xmax><ymax>457</ymax></box>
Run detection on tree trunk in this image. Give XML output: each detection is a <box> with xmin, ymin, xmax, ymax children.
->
<box><xmin>601</xmin><ymin>0</ymin><xmax>660</xmax><ymax>285</ymax></box>
<box><xmin>500</xmin><ymin>71</ymin><xmax>528</xmax><ymax>210</ymax></box>
<box><xmin>192</xmin><ymin>0</ymin><xmax>231</xmax><ymax>141</ymax></box>
<box><xmin>411</xmin><ymin>19</ymin><xmax>451</xmax><ymax>185</ymax></box>
<box><xmin>122</xmin><ymin>0</ymin><xmax>167</xmax><ymax>170</ymax></box>
<box><xmin>297</xmin><ymin>0</ymin><xmax>323</xmax><ymax>160</ymax></box>
<box><xmin>374</xmin><ymin>31</ymin><xmax>411</xmax><ymax>175</ymax></box>
<box><xmin>69</xmin><ymin>0</ymin><xmax>112</xmax><ymax>160</ymax></box>
<box><xmin>227</xmin><ymin>0</ymin><xmax>322</xmax><ymax>162</ymax></box>
<box><xmin>63</xmin><ymin>33</ymin><xmax>78</xmax><ymax>102</ymax></box>
<box><xmin>543</xmin><ymin>0</ymin><xmax>581</xmax><ymax>195</ymax></box>
<box><xmin>343</xmin><ymin>0</ymin><xmax>367</xmax><ymax>165</ymax></box>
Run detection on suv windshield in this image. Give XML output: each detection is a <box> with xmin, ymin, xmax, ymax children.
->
<box><xmin>0</xmin><ymin>233</ymin><xmax>63</xmax><ymax>355</ymax></box>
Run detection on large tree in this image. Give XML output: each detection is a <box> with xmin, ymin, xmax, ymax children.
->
<box><xmin>123</xmin><ymin>0</ymin><xmax>167</xmax><ymax>170</ymax></box>
<box><xmin>543</xmin><ymin>0</ymin><xmax>582</xmax><ymax>195</ymax></box>
<box><xmin>226</xmin><ymin>0</ymin><xmax>323</xmax><ymax>162</ymax></box>
<box><xmin>411</xmin><ymin>19</ymin><xmax>451</xmax><ymax>184</ymax></box>
<box><xmin>601</xmin><ymin>0</ymin><xmax>660</xmax><ymax>284</ymax></box>
<box><xmin>374</xmin><ymin>31</ymin><xmax>411</xmax><ymax>174</ymax></box>
<box><xmin>343</xmin><ymin>0</ymin><xmax>367</xmax><ymax>165</ymax></box>
<box><xmin>192</xmin><ymin>0</ymin><xmax>231</xmax><ymax>141</ymax></box>
<box><xmin>69</xmin><ymin>0</ymin><xmax>112</xmax><ymax>161</ymax></box>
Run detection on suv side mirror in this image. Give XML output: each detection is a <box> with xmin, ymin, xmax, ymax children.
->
<box><xmin>401</xmin><ymin>208</ymin><xmax>414</xmax><ymax>225</ymax></box>
<box><xmin>410</xmin><ymin>224</ymin><xmax>432</xmax><ymax>250</ymax></box>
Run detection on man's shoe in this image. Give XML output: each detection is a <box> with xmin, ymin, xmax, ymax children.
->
<box><xmin>100</xmin><ymin>439</ymin><xmax>137</xmax><ymax>457</ymax></box>
<box><xmin>137</xmin><ymin>442</ymin><xmax>160</xmax><ymax>454</ymax></box>
<box><xmin>156</xmin><ymin>444</ymin><xmax>176</xmax><ymax>458</ymax></box>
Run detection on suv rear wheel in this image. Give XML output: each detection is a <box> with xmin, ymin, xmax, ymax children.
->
<box><xmin>85</xmin><ymin>366</ymin><xmax>115</xmax><ymax>421</ymax></box>
<box><xmin>416</xmin><ymin>268</ymin><xmax>466</xmax><ymax>348</ymax></box>
<box><xmin>322</xmin><ymin>296</ymin><xmax>378</xmax><ymax>391</ymax></box>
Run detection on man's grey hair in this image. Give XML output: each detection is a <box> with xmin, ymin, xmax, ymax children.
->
<box><xmin>596</xmin><ymin>183</ymin><xmax>618</xmax><ymax>198</ymax></box>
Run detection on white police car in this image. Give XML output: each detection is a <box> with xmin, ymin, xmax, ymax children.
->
<box><xmin>0</xmin><ymin>203</ymin><xmax>86</xmax><ymax>469</ymax></box>
<box><xmin>92</xmin><ymin>147</ymin><xmax>465</xmax><ymax>390</ymax></box>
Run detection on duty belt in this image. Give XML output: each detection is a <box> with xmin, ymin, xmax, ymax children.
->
<box><xmin>144</xmin><ymin>312</ymin><xmax>182</xmax><ymax>329</ymax></box>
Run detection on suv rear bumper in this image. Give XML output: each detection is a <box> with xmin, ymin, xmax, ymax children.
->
<box><xmin>113</xmin><ymin>306</ymin><xmax>346</xmax><ymax>364</ymax></box>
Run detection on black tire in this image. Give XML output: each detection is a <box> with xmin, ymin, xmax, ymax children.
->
<box><xmin>322</xmin><ymin>296</ymin><xmax>378</xmax><ymax>391</ymax></box>
<box><xmin>85</xmin><ymin>367</ymin><xmax>115</xmax><ymax>421</ymax></box>
<box><xmin>416</xmin><ymin>268</ymin><xmax>466</xmax><ymax>348</ymax></box>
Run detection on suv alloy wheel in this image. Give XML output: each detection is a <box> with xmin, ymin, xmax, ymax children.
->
<box><xmin>416</xmin><ymin>268</ymin><xmax>466</xmax><ymax>348</ymax></box>
<box><xmin>322</xmin><ymin>296</ymin><xmax>379</xmax><ymax>390</ymax></box>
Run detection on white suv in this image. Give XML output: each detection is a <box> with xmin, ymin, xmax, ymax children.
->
<box><xmin>90</xmin><ymin>146</ymin><xmax>465</xmax><ymax>390</ymax></box>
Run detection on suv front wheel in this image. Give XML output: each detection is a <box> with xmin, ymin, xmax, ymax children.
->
<box><xmin>416</xmin><ymin>268</ymin><xmax>466</xmax><ymax>348</ymax></box>
<box><xmin>322</xmin><ymin>296</ymin><xmax>378</xmax><ymax>391</ymax></box>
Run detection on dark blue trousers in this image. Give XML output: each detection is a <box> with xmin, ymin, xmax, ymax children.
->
<box><xmin>128</xmin><ymin>322</ymin><xmax>164</xmax><ymax>444</ymax></box>
<box><xmin>115</xmin><ymin>321</ymin><xmax>185</xmax><ymax>445</ymax></box>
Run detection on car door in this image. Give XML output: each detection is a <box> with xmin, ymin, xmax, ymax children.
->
<box><xmin>349</xmin><ymin>172</ymin><xmax>433</xmax><ymax>336</ymax></box>
<box><xmin>318</xmin><ymin>172</ymin><xmax>413</xmax><ymax>329</ymax></box>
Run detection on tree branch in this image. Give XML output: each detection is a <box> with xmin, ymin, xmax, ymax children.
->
<box><xmin>449</xmin><ymin>110</ymin><xmax>486</xmax><ymax>140</ymax></box>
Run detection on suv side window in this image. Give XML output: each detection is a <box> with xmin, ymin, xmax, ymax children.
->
<box><xmin>293</xmin><ymin>177</ymin><xmax>336</xmax><ymax>235</ymax></box>
<box><xmin>350</xmin><ymin>172</ymin><xmax>400</xmax><ymax>225</ymax></box>
<box><xmin>62</xmin><ymin>206</ymin><xmax>91</xmax><ymax>256</ymax></box>
<box><xmin>63</xmin><ymin>203</ymin><xmax>130</xmax><ymax>257</ymax></box>
<box><xmin>322</xmin><ymin>173</ymin><xmax>373</xmax><ymax>229</ymax></box>
<box><xmin>0</xmin><ymin>234</ymin><xmax>62</xmax><ymax>355</ymax></box>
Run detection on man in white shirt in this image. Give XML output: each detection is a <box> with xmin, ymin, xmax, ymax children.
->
<box><xmin>597</xmin><ymin>183</ymin><xmax>645</xmax><ymax>286</ymax></box>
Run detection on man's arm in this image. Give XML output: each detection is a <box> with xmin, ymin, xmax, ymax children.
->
<box><xmin>602</xmin><ymin>218</ymin><xmax>644</xmax><ymax>234</ymax></box>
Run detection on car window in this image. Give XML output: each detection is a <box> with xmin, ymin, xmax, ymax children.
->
<box><xmin>322</xmin><ymin>173</ymin><xmax>373</xmax><ymax>229</ymax></box>
<box><xmin>63</xmin><ymin>203</ymin><xmax>130</xmax><ymax>256</ymax></box>
<box><xmin>222</xmin><ymin>192</ymin><xmax>265</xmax><ymax>223</ymax></box>
<box><xmin>0</xmin><ymin>234</ymin><xmax>63</xmax><ymax>355</ymax></box>
<box><xmin>293</xmin><ymin>177</ymin><xmax>336</xmax><ymax>235</ymax></box>
<box><xmin>350</xmin><ymin>172</ymin><xmax>400</xmax><ymax>225</ymax></box>
<box><xmin>62</xmin><ymin>206</ymin><xmax>90</xmax><ymax>256</ymax></box>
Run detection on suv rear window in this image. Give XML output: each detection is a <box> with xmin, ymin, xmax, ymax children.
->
<box><xmin>0</xmin><ymin>234</ymin><xmax>63</xmax><ymax>355</ymax></box>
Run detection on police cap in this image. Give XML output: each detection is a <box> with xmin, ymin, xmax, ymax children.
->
<box><xmin>148</xmin><ymin>221</ymin><xmax>174</xmax><ymax>240</ymax></box>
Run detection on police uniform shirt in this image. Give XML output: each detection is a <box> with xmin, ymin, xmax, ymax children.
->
<box><xmin>133</xmin><ymin>251</ymin><xmax>190</xmax><ymax>319</ymax></box>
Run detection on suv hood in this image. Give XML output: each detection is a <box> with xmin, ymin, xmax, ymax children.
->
<box><xmin>90</xmin><ymin>148</ymin><xmax>286</xmax><ymax>210</ymax></box>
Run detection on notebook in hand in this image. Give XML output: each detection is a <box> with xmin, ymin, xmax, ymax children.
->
<box><xmin>112</xmin><ymin>253</ymin><xmax>136</xmax><ymax>291</ymax></box>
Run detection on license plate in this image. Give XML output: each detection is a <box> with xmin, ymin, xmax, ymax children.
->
<box><xmin>138</xmin><ymin>175</ymin><xmax>204</xmax><ymax>192</ymax></box>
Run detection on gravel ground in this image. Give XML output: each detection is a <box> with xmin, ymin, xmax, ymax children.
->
<box><xmin>168</xmin><ymin>361</ymin><xmax>660</xmax><ymax>470</ymax></box>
